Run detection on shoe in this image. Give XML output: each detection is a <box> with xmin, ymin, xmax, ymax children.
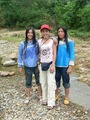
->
<box><xmin>47</xmin><ymin>106</ymin><xmax>53</xmax><ymax>110</ymax></box>
<box><xmin>24</xmin><ymin>97</ymin><xmax>30</xmax><ymax>104</ymax></box>
<box><xmin>64</xmin><ymin>98</ymin><xmax>69</xmax><ymax>105</ymax></box>
<box><xmin>55</xmin><ymin>95</ymin><xmax>59</xmax><ymax>102</ymax></box>
<box><xmin>39</xmin><ymin>96</ymin><xmax>43</xmax><ymax>102</ymax></box>
<box><xmin>42</xmin><ymin>101</ymin><xmax>47</xmax><ymax>106</ymax></box>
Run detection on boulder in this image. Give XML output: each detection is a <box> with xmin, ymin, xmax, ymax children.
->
<box><xmin>9</xmin><ymin>53</ymin><xmax>17</xmax><ymax>60</ymax></box>
<box><xmin>1</xmin><ymin>57</ymin><xmax>17</xmax><ymax>66</ymax></box>
<box><xmin>8</xmin><ymin>71</ymin><xmax>15</xmax><ymax>76</ymax></box>
<box><xmin>3</xmin><ymin>60</ymin><xmax>17</xmax><ymax>66</ymax></box>
<box><xmin>0</xmin><ymin>71</ymin><xmax>15</xmax><ymax>77</ymax></box>
<box><xmin>0</xmin><ymin>71</ymin><xmax>9</xmax><ymax>76</ymax></box>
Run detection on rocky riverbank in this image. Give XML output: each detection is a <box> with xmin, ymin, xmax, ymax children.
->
<box><xmin>74</xmin><ymin>38</ymin><xmax>90</xmax><ymax>86</ymax></box>
<box><xmin>0</xmin><ymin>30</ymin><xmax>90</xmax><ymax>120</ymax></box>
<box><xmin>0</xmin><ymin>75</ymin><xmax>90</xmax><ymax>120</ymax></box>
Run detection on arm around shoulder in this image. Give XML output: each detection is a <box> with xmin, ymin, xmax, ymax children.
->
<box><xmin>50</xmin><ymin>37</ymin><xmax>58</xmax><ymax>46</ymax></box>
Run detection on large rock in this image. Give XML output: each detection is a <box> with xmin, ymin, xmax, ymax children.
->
<box><xmin>1</xmin><ymin>57</ymin><xmax>17</xmax><ymax>66</ymax></box>
<box><xmin>9</xmin><ymin>53</ymin><xmax>17</xmax><ymax>60</ymax></box>
<box><xmin>0</xmin><ymin>71</ymin><xmax>15</xmax><ymax>77</ymax></box>
<box><xmin>8</xmin><ymin>71</ymin><xmax>15</xmax><ymax>76</ymax></box>
<box><xmin>3</xmin><ymin>60</ymin><xmax>17</xmax><ymax>66</ymax></box>
<box><xmin>0</xmin><ymin>71</ymin><xmax>9</xmax><ymax>76</ymax></box>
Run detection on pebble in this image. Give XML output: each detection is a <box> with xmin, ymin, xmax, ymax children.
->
<box><xmin>0</xmin><ymin>76</ymin><xmax>90</xmax><ymax>120</ymax></box>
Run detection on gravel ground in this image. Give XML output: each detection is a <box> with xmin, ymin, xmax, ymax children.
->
<box><xmin>0</xmin><ymin>74</ymin><xmax>90</xmax><ymax>120</ymax></box>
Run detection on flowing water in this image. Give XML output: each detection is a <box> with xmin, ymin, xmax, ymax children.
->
<box><xmin>61</xmin><ymin>73</ymin><xmax>90</xmax><ymax>110</ymax></box>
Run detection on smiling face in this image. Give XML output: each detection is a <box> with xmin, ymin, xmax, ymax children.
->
<box><xmin>27</xmin><ymin>29</ymin><xmax>33</xmax><ymax>41</ymax></box>
<box><xmin>58</xmin><ymin>28</ymin><xmax>65</xmax><ymax>40</ymax></box>
<box><xmin>41</xmin><ymin>29</ymin><xmax>50</xmax><ymax>39</ymax></box>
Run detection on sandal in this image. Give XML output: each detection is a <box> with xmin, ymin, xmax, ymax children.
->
<box><xmin>64</xmin><ymin>98</ymin><xmax>70</xmax><ymax>105</ymax></box>
<box><xmin>55</xmin><ymin>95</ymin><xmax>59</xmax><ymax>102</ymax></box>
<box><xmin>24</xmin><ymin>97</ymin><xmax>30</xmax><ymax>104</ymax></box>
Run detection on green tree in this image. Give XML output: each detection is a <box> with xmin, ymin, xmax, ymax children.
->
<box><xmin>79</xmin><ymin>4</ymin><xmax>90</xmax><ymax>31</ymax></box>
<box><xmin>0</xmin><ymin>0</ymin><xmax>90</xmax><ymax>32</ymax></box>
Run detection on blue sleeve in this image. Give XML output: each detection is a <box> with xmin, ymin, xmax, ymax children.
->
<box><xmin>17</xmin><ymin>42</ymin><xmax>24</xmax><ymax>67</ymax></box>
<box><xmin>68</xmin><ymin>41</ymin><xmax>75</xmax><ymax>61</ymax></box>
<box><xmin>36</xmin><ymin>41</ymin><xmax>39</xmax><ymax>55</ymax></box>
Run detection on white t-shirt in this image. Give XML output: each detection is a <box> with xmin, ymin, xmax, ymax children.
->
<box><xmin>38</xmin><ymin>39</ymin><xmax>53</xmax><ymax>63</ymax></box>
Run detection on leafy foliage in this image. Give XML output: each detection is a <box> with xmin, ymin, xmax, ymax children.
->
<box><xmin>0</xmin><ymin>0</ymin><xmax>90</xmax><ymax>31</ymax></box>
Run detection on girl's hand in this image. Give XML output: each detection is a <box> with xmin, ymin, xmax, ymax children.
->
<box><xmin>50</xmin><ymin>64</ymin><xmax>55</xmax><ymax>73</ymax></box>
<box><xmin>19</xmin><ymin>67</ymin><xmax>23</xmax><ymax>74</ymax></box>
<box><xmin>67</xmin><ymin>66</ymin><xmax>72</xmax><ymax>74</ymax></box>
<box><xmin>50</xmin><ymin>37</ymin><xmax>58</xmax><ymax>46</ymax></box>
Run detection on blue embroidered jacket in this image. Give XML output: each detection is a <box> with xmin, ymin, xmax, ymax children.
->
<box><xmin>56</xmin><ymin>39</ymin><xmax>74</xmax><ymax>67</ymax></box>
<box><xmin>18</xmin><ymin>40</ymin><xmax>39</xmax><ymax>67</ymax></box>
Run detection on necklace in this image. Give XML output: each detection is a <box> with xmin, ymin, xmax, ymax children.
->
<box><xmin>41</xmin><ymin>38</ymin><xmax>49</xmax><ymax>46</ymax></box>
<box><xmin>42</xmin><ymin>37</ymin><xmax>49</xmax><ymax>43</ymax></box>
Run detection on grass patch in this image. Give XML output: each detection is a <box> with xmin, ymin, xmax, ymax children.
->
<box><xmin>0</xmin><ymin>36</ymin><xmax>22</xmax><ymax>42</ymax></box>
<box><xmin>69</xmin><ymin>30</ymin><xmax>90</xmax><ymax>39</ymax></box>
<box><xmin>0</xmin><ymin>29</ymin><xmax>41</xmax><ymax>42</ymax></box>
<box><xmin>0</xmin><ymin>34</ymin><xmax>24</xmax><ymax>42</ymax></box>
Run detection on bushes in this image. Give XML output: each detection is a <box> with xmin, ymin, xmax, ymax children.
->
<box><xmin>69</xmin><ymin>30</ymin><xmax>90</xmax><ymax>39</ymax></box>
<box><xmin>0</xmin><ymin>0</ymin><xmax>90</xmax><ymax>32</ymax></box>
<box><xmin>79</xmin><ymin>4</ymin><xmax>90</xmax><ymax>31</ymax></box>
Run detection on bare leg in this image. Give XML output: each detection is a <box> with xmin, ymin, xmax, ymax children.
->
<box><xmin>24</xmin><ymin>88</ymin><xmax>30</xmax><ymax>103</ymax></box>
<box><xmin>64</xmin><ymin>88</ymin><xmax>70</xmax><ymax>105</ymax></box>
<box><xmin>38</xmin><ymin>84</ymin><xmax>42</xmax><ymax>96</ymax></box>
<box><xmin>65</xmin><ymin>88</ymin><xmax>69</xmax><ymax>98</ymax></box>
<box><xmin>26</xmin><ymin>88</ymin><xmax>30</xmax><ymax>97</ymax></box>
<box><xmin>55</xmin><ymin>88</ymin><xmax>59</xmax><ymax>101</ymax></box>
<box><xmin>38</xmin><ymin>84</ymin><xmax>42</xmax><ymax>102</ymax></box>
<box><xmin>55</xmin><ymin>88</ymin><xmax>59</xmax><ymax>96</ymax></box>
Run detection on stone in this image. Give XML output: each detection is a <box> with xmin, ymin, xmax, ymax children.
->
<box><xmin>9</xmin><ymin>53</ymin><xmax>17</xmax><ymax>60</ymax></box>
<box><xmin>0</xmin><ymin>71</ymin><xmax>9</xmax><ymax>76</ymax></box>
<box><xmin>0</xmin><ymin>71</ymin><xmax>15</xmax><ymax>77</ymax></box>
<box><xmin>3</xmin><ymin>60</ymin><xmax>17</xmax><ymax>66</ymax></box>
<box><xmin>8</xmin><ymin>71</ymin><xmax>15</xmax><ymax>76</ymax></box>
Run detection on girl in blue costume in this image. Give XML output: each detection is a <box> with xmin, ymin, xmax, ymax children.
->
<box><xmin>18</xmin><ymin>27</ymin><xmax>42</xmax><ymax>104</ymax></box>
<box><xmin>55</xmin><ymin>26</ymin><xmax>74</xmax><ymax>105</ymax></box>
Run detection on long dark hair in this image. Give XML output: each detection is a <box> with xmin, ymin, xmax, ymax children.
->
<box><xmin>25</xmin><ymin>27</ymin><xmax>37</xmax><ymax>47</ymax></box>
<box><xmin>57</xmin><ymin>26</ymin><xmax>68</xmax><ymax>49</ymax></box>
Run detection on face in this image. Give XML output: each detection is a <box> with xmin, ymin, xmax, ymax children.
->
<box><xmin>27</xmin><ymin>29</ymin><xmax>33</xmax><ymax>40</ymax></box>
<box><xmin>58</xmin><ymin>28</ymin><xmax>65</xmax><ymax>39</ymax></box>
<box><xmin>41</xmin><ymin>29</ymin><xmax>50</xmax><ymax>39</ymax></box>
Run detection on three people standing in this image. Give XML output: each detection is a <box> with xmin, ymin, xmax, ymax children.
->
<box><xmin>18</xmin><ymin>25</ymin><xmax>74</xmax><ymax>109</ymax></box>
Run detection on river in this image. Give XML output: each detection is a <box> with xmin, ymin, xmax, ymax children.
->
<box><xmin>61</xmin><ymin>72</ymin><xmax>90</xmax><ymax>110</ymax></box>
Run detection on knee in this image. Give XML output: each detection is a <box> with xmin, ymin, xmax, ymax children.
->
<box><xmin>63</xmin><ymin>83</ymin><xmax>70</xmax><ymax>88</ymax></box>
<box><xmin>26</xmin><ymin>79</ymin><xmax>32</xmax><ymax>88</ymax></box>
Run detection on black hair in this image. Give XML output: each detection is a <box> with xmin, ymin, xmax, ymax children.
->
<box><xmin>25</xmin><ymin>27</ymin><xmax>37</xmax><ymax>47</ymax></box>
<box><xmin>57</xmin><ymin>26</ymin><xmax>68</xmax><ymax>49</ymax></box>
